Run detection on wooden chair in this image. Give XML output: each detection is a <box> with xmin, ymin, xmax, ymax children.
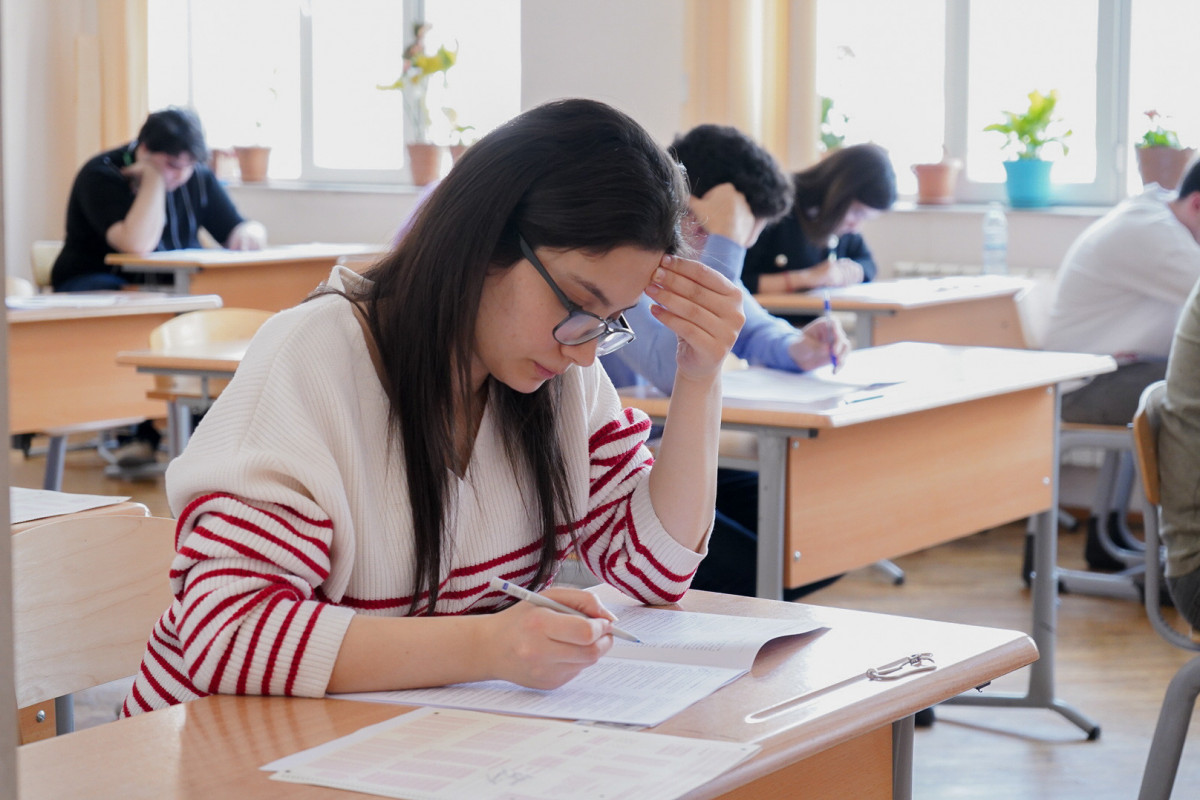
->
<box><xmin>30</xmin><ymin>239</ymin><xmax>62</xmax><ymax>290</ymax></box>
<box><xmin>1131</xmin><ymin>380</ymin><xmax>1200</xmax><ymax>799</ymax></box>
<box><xmin>146</xmin><ymin>307</ymin><xmax>274</xmax><ymax>456</ymax></box>
<box><xmin>12</xmin><ymin>514</ymin><xmax>176</xmax><ymax>743</ymax></box>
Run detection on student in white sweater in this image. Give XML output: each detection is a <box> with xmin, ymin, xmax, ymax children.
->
<box><xmin>123</xmin><ymin>99</ymin><xmax>745</xmax><ymax>716</ymax></box>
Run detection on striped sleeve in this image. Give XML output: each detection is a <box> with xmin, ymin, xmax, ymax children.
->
<box><xmin>570</xmin><ymin>371</ymin><xmax>707</xmax><ymax>604</ymax></box>
<box><xmin>168</xmin><ymin>492</ymin><xmax>353</xmax><ymax>700</ymax></box>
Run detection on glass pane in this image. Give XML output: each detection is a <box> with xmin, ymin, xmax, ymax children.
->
<box><xmin>424</xmin><ymin>0</ymin><xmax>521</xmax><ymax>146</ymax></box>
<box><xmin>1128</xmin><ymin>0</ymin><xmax>1200</xmax><ymax>193</ymax></box>
<box><xmin>815</xmin><ymin>0</ymin><xmax>945</xmax><ymax>198</ymax></box>
<box><xmin>310</xmin><ymin>0</ymin><xmax>406</xmax><ymax>170</ymax></box>
<box><xmin>184</xmin><ymin>0</ymin><xmax>302</xmax><ymax>179</ymax></box>
<box><xmin>965</xmin><ymin>0</ymin><xmax>1097</xmax><ymax>186</ymax></box>
<box><xmin>147</xmin><ymin>0</ymin><xmax>189</xmax><ymax>112</ymax></box>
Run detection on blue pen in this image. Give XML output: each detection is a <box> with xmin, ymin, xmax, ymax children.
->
<box><xmin>823</xmin><ymin>289</ymin><xmax>838</xmax><ymax>371</ymax></box>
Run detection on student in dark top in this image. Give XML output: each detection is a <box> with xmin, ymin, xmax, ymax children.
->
<box><xmin>742</xmin><ymin>143</ymin><xmax>897</xmax><ymax>299</ymax></box>
<box><xmin>51</xmin><ymin>107</ymin><xmax>267</xmax><ymax>466</ymax></box>
<box><xmin>51</xmin><ymin>106</ymin><xmax>266</xmax><ymax>292</ymax></box>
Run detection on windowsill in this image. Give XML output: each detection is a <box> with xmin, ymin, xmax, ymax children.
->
<box><xmin>890</xmin><ymin>199</ymin><xmax>1108</xmax><ymax>218</ymax></box>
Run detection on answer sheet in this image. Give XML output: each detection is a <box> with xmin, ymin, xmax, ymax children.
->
<box><xmin>267</xmin><ymin>706</ymin><xmax>759</xmax><ymax>800</ymax></box>
<box><xmin>332</xmin><ymin>606</ymin><xmax>819</xmax><ymax>727</ymax></box>
<box><xmin>9</xmin><ymin>486</ymin><xmax>130</xmax><ymax>524</ymax></box>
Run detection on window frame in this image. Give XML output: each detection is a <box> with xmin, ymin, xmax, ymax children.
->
<box><xmin>943</xmin><ymin>0</ymin><xmax>1133</xmax><ymax>206</ymax></box>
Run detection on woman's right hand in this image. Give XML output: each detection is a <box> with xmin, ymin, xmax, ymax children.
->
<box><xmin>483</xmin><ymin>586</ymin><xmax>618</xmax><ymax>690</ymax></box>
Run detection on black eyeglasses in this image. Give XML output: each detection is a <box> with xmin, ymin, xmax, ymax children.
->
<box><xmin>518</xmin><ymin>235</ymin><xmax>636</xmax><ymax>356</ymax></box>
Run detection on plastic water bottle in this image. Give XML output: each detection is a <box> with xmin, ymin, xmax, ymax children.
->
<box><xmin>981</xmin><ymin>202</ymin><xmax>1008</xmax><ymax>276</ymax></box>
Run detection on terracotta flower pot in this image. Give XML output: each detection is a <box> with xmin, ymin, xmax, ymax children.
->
<box><xmin>234</xmin><ymin>146</ymin><xmax>271</xmax><ymax>183</ymax></box>
<box><xmin>449</xmin><ymin>144</ymin><xmax>468</xmax><ymax>163</ymax></box>
<box><xmin>911</xmin><ymin>159</ymin><xmax>962</xmax><ymax>205</ymax></box>
<box><xmin>1136</xmin><ymin>146</ymin><xmax>1196</xmax><ymax>191</ymax></box>
<box><xmin>407</xmin><ymin>143</ymin><xmax>444</xmax><ymax>186</ymax></box>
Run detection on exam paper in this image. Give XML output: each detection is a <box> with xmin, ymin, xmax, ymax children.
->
<box><xmin>267</xmin><ymin>706</ymin><xmax>760</xmax><ymax>800</ymax></box>
<box><xmin>721</xmin><ymin>364</ymin><xmax>903</xmax><ymax>404</ymax></box>
<box><xmin>9</xmin><ymin>487</ymin><xmax>130</xmax><ymax>524</ymax></box>
<box><xmin>332</xmin><ymin>606</ymin><xmax>818</xmax><ymax>727</ymax></box>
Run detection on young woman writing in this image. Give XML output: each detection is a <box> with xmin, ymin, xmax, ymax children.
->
<box><xmin>122</xmin><ymin>99</ymin><xmax>745</xmax><ymax>715</ymax></box>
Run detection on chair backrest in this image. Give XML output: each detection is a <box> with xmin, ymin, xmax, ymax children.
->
<box><xmin>149</xmin><ymin>307</ymin><xmax>274</xmax><ymax>396</ymax></box>
<box><xmin>1130</xmin><ymin>380</ymin><xmax>1200</xmax><ymax>650</ymax></box>
<box><xmin>150</xmin><ymin>307</ymin><xmax>274</xmax><ymax>350</ymax></box>
<box><xmin>30</xmin><ymin>240</ymin><xmax>63</xmax><ymax>288</ymax></box>
<box><xmin>12</xmin><ymin>515</ymin><xmax>176</xmax><ymax>709</ymax></box>
<box><xmin>1134</xmin><ymin>381</ymin><xmax>1164</xmax><ymax>507</ymax></box>
<box><xmin>6</xmin><ymin>275</ymin><xmax>36</xmax><ymax>298</ymax></box>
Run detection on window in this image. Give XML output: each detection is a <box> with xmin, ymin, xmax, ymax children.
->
<box><xmin>148</xmin><ymin>0</ymin><xmax>521</xmax><ymax>185</ymax></box>
<box><xmin>816</xmin><ymin>0</ymin><xmax>1199</xmax><ymax>206</ymax></box>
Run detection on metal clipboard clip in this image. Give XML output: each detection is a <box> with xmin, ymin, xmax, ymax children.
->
<box><xmin>867</xmin><ymin>652</ymin><xmax>936</xmax><ymax>681</ymax></box>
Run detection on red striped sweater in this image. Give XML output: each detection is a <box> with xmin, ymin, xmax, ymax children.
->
<box><xmin>123</xmin><ymin>272</ymin><xmax>707</xmax><ymax>716</ymax></box>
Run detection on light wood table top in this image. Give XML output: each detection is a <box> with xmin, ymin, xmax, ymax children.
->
<box><xmin>17</xmin><ymin>589</ymin><xmax>1037</xmax><ymax>800</ymax></box>
<box><xmin>755</xmin><ymin>275</ymin><xmax>1034</xmax><ymax>349</ymax></box>
<box><xmin>116</xmin><ymin>339</ymin><xmax>250</xmax><ymax>376</ymax></box>
<box><xmin>105</xmin><ymin>243</ymin><xmax>385</xmax><ymax>312</ymax></box>
<box><xmin>10</xmin><ymin>500</ymin><xmax>149</xmax><ymax>535</ymax></box>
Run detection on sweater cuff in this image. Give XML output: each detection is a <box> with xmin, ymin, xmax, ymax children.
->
<box><xmin>628</xmin><ymin>477</ymin><xmax>710</xmax><ymax>575</ymax></box>
<box><xmin>289</xmin><ymin>603</ymin><xmax>357</xmax><ymax>698</ymax></box>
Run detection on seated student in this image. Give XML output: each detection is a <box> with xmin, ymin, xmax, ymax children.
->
<box><xmin>121</xmin><ymin>99</ymin><xmax>745</xmax><ymax>715</ymax></box>
<box><xmin>742</xmin><ymin>143</ymin><xmax>897</xmax><ymax>297</ymax></box>
<box><xmin>1156</xmin><ymin>277</ymin><xmax>1200</xmax><ymax>629</ymax></box>
<box><xmin>1044</xmin><ymin>161</ymin><xmax>1200</xmax><ymax>568</ymax></box>
<box><xmin>51</xmin><ymin>107</ymin><xmax>268</xmax><ymax>466</ymax></box>
<box><xmin>602</xmin><ymin>123</ymin><xmax>850</xmax><ymax>600</ymax></box>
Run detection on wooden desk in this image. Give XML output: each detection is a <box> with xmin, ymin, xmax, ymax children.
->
<box><xmin>105</xmin><ymin>243</ymin><xmax>384</xmax><ymax>312</ymax></box>
<box><xmin>621</xmin><ymin>342</ymin><xmax>1114</xmax><ymax>737</ymax></box>
<box><xmin>7</xmin><ymin>292</ymin><xmax>223</xmax><ymax>488</ymax></box>
<box><xmin>116</xmin><ymin>339</ymin><xmax>250</xmax><ymax>457</ymax></box>
<box><xmin>755</xmin><ymin>275</ymin><xmax>1032</xmax><ymax>349</ymax></box>
<box><xmin>16</xmin><ymin>590</ymin><xmax>1037</xmax><ymax>800</ymax></box>
<box><xmin>10</xmin><ymin>500</ymin><xmax>149</xmax><ymax>535</ymax></box>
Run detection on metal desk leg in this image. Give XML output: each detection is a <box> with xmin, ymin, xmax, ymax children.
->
<box><xmin>755</xmin><ymin>432</ymin><xmax>788</xmax><ymax>601</ymax></box>
<box><xmin>892</xmin><ymin>715</ymin><xmax>915</xmax><ymax>800</ymax></box>
<box><xmin>43</xmin><ymin>435</ymin><xmax>67</xmax><ymax>491</ymax></box>
<box><xmin>944</xmin><ymin>388</ymin><xmax>1101</xmax><ymax>738</ymax></box>
<box><xmin>855</xmin><ymin>313</ymin><xmax>874</xmax><ymax>349</ymax></box>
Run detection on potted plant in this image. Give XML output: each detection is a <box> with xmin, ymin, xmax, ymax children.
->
<box><xmin>984</xmin><ymin>89</ymin><xmax>1072</xmax><ymax>208</ymax></box>
<box><xmin>378</xmin><ymin>22</ymin><xmax>458</xmax><ymax>186</ymax></box>
<box><xmin>911</xmin><ymin>147</ymin><xmax>963</xmax><ymax>205</ymax></box>
<box><xmin>819</xmin><ymin>95</ymin><xmax>848</xmax><ymax>155</ymax></box>
<box><xmin>1136</xmin><ymin>110</ymin><xmax>1195</xmax><ymax>190</ymax></box>
<box><xmin>234</xmin><ymin>73</ymin><xmax>280</xmax><ymax>183</ymax></box>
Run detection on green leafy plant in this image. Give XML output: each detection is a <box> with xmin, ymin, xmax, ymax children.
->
<box><xmin>984</xmin><ymin>89</ymin><xmax>1073</xmax><ymax>160</ymax></box>
<box><xmin>819</xmin><ymin>96</ymin><xmax>848</xmax><ymax>153</ymax></box>
<box><xmin>1139</xmin><ymin>110</ymin><xmax>1182</xmax><ymax>149</ymax></box>
<box><xmin>378</xmin><ymin>22</ymin><xmax>458</xmax><ymax>143</ymax></box>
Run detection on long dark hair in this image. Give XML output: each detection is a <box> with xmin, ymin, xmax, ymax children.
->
<box><xmin>351</xmin><ymin>99</ymin><xmax>687</xmax><ymax>612</ymax></box>
<box><xmin>793</xmin><ymin>143</ymin><xmax>896</xmax><ymax>241</ymax></box>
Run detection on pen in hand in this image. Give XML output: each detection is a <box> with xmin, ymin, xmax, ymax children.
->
<box><xmin>489</xmin><ymin>577</ymin><xmax>641</xmax><ymax>643</ymax></box>
<box><xmin>822</xmin><ymin>289</ymin><xmax>839</xmax><ymax>371</ymax></box>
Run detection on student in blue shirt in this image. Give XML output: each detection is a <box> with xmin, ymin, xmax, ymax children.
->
<box><xmin>602</xmin><ymin>124</ymin><xmax>850</xmax><ymax>599</ymax></box>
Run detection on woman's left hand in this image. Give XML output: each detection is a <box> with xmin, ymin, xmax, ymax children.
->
<box><xmin>644</xmin><ymin>255</ymin><xmax>745</xmax><ymax>381</ymax></box>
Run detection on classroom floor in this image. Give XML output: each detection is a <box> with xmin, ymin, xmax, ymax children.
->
<box><xmin>13</xmin><ymin>440</ymin><xmax>1200</xmax><ymax>799</ymax></box>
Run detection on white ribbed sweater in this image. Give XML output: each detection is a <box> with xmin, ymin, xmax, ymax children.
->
<box><xmin>123</xmin><ymin>269</ymin><xmax>706</xmax><ymax>716</ymax></box>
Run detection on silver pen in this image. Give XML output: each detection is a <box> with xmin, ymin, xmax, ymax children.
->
<box><xmin>489</xmin><ymin>576</ymin><xmax>641</xmax><ymax>643</ymax></box>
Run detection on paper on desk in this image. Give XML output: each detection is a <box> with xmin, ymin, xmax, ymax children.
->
<box><xmin>333</xmin><ymin>606</ymin><xmax>817</xmax><ymax>727</ymax></box>
<box><xmin>721</xmin><ymin>364</ymin><xmax>904</xmax><ymax>404</ymax></box>
<box><xmin>6</xmin><ymin>294</ymin><xmax>122</xmax><ymax>309</ymax></box>
<box><xmin>266</xmin><ymin>706</ymin><xmax>760</xmax><ymax>800</ymax></box>
<box><xmin>9</xmin><ymin>486</ymin><xmax>130</xmax><ymax>524</ymax></box>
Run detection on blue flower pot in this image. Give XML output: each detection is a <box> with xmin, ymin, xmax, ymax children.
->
<box><xmin>1003</xmin><ymin>159</ymin><xmax>1053</xmax><ymax>208</ymax></box>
